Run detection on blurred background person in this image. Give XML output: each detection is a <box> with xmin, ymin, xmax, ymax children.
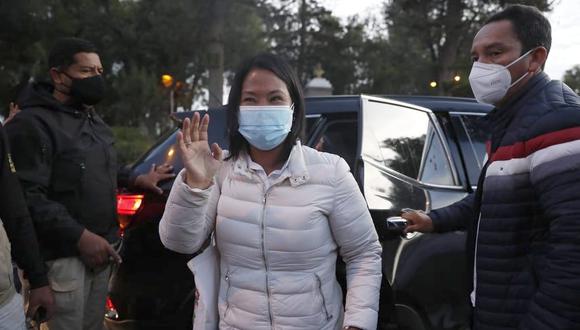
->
<box><xmin>0</xmin><ymin>122</ymin><xmax>54</xmax><ymax>330</ymax></box>
<box><xmin>5</xmin><ymin>37</ymin><xmax>173</xmax><ymax>330</ymax></box>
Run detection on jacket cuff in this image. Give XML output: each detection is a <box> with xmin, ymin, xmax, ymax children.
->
<box><xmin>66</xmin><ymin>224</ymin><xmax>86</xmax><ymax>246</ymax></box>
<box><xmin>428</xmin><ymin>209</ymin><xmax>445</xmax><ymax>232</ymax></box>
<box><xmin>429</xmin><ymin>208</ymin><xmax>456</xmax><ymax>233</ymax></box>
<box><xmin>26</xmin><ymin>271</ymin><xmax>49</xmax><ymax>290</ymax></box>
<box><xmin>343</xmin><ymin>309</ymin><xmax>378</xmax><ymax>330</ymax></box>
<box><xmin>177</xmin><ymin>169</ymin><xmax>214</xmax><ymax>197</ymax></box>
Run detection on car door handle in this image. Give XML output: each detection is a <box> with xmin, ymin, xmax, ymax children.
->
<box><xmin>386</xmin><ymin>216</ymin><xmax>407</xmax><ymax>231</ymax></box>
<box><xmin>386</xmin><ymin>216</ymin><xmax>419</xmax><ymax>240</ymax></box>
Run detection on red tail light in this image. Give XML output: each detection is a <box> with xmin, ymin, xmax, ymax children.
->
<box><xmin>117</xmin><ymin>194</ymin><xmax>144</xmax><ymax>216</ymax></box>
<box><xmin>105</xmin><ymin>296</ymin><xmax>119</xmax><ymax>319</ymax></box>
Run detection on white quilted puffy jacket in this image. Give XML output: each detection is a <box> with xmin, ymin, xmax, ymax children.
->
<box><xmin>159</xmin><ymin>143</ymin><xmax>382</xmax><ymax>330</ymax></box>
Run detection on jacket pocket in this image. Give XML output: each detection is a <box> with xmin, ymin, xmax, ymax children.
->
<box><xmin>315</xmin><ymin>273</ymin><xmax>333</xmax><ymax>321</ymax></box>
<box><xmin>46</xmin><ymin>257</ymin><xmax>81</xmax><ymax>292</ymax></box>
<box><xmin>50</xmin><ymin>154</ymin><xmax>86</xmax><ymax>218</ymax></box>
<box><xmin>46</xmin><ymin>258</ymin><xmax>82</xmax><ymax>315</ymax></box>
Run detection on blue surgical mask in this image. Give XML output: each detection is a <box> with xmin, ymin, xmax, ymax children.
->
<box><xmin>238</xmin><ymin>104</ymin><xmax>294</xmax><ymax>151</ymax></box>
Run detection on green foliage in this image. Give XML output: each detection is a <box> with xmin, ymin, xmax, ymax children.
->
<box><xmin>0</xmin><ymin>0</ymin><xmax>264</xmax><ymax>126</ymax></box>
<box><xmin>564</xmin><ymin>65</ymin><xmax>580</xmax><ymax>95</ymax></box>
<box><xmin>105</xmin><ymin>65</ymin><xmax>165</xmax><ymax>133</ymax></box>
<box><xmin>378</xmin><ymin>0</ymin><xmax>554</xmax><ymax>96</ymax></box>
<box><xmin>110</xmin><ymin>126</ymin><xmax>155</xmax><ymax>166</ymax></box>
<box><xmin>0</xmin><ymin>0</ymin><xmax>557</xmax><ymax>125</ymax></box>
<box><xmin>259</xmin><ymin>0</ymin><xmax>371</xmax><ymax>93</ymax></box>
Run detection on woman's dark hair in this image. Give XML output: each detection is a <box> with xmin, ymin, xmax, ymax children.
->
<box><xmin>226</xmin><ymin>53</ymin><xmax>306</xmax><ymax>162</ymax></box>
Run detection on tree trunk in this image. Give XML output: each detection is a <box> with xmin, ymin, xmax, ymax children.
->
<box><xmin>297</xmin><ymin>0</ymin><xmax>307</xmax><ymax>81</ymax></box>
<box><xmin>437</xmin><ymin>0</ymin><xmax>465</xmax><ymax>95</ymax></box>
<box><xmin>208</xmin><ymin>0</ymin><xmax>227</xmax><ymax>108</ymax></box>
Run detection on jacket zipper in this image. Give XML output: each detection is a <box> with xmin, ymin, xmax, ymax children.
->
<box><xmin>260</xmin><ymin>190</ymin><xmax>274</xmax><ymax>328</ymax></box>
<box><xmin>224</xmin><ymin>270</ymin><xmax>232</xmax><ymax>319</ymax></box>
<box><xmin>315</xmin><ymin>274</ymin><xmax>332</xmax><ymax>320</ymax></box>
<box><xmin>472</xmin><ymin>211</ymin><xmax>482</xmax><ymax>308</ymax></box>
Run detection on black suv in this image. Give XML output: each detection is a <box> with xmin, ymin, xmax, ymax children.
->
<box><xmin>105</xmin><ymin>95</ymin><xmax>491</xmax><ymax>330</ymax></box>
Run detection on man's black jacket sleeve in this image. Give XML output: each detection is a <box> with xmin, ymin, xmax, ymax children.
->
<box><xmin>429</xmin><ymin>193</ymin><xmax>475</xmax><ymax>233</ymax></box>
<box><xmin>5</xmin><ymin>116</ymin><xmax>85</xmax><ymax>251</ymax></box>
<box><xmin>0</xmin><ymin>123</ymin><xmax>48</xmax><ymax>289</ymax></box>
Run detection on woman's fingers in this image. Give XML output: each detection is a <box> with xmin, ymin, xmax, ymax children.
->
<box><xmin>177</xmin><ymin>131</ymin><xmax>187</xmax><ymax>153</ymax></box>
<box><xmin>183</xmin><ymin>112</ymin><xmax>209</xmax><ymax>144</ymax></box>
<box><xmin>191</xmin><ymin>112</ymin><xmax>200</xmax><ymax>142</ymax></box>
<box><xmin>200</xmin><ymin>114</ymin><xmax>210</xmax><ymax>142</ymax></box>
<box><xmin>182</xmin><ymin>117</ymin><xmax>191</xmax><ymax>145</ymax></box>
<box><xmin>211</xmin><ymin>143</ymin><xmax>223</xmax><ymax>161</ymax></box>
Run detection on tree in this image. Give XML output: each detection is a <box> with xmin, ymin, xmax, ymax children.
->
<box><xmin>259</xmin><ymin>0</ymin><xmax>332</xmax><ymax>81</ymax></box>
<box><xmin>207</xmin><ymin>0</ymin><xmax>227</xmax><ymax>107</ymax></box>
<box><xmin>378</xmin><ymin>0</ymin><xmax>554</xmax><ymax>96</ymax></box>
<box><xmin>257</xmin><ymin>0</ymin><xmax>370</xmax><ymax>93</ymax></box>
<box><xmin>563</xmin><ymin>65</ymin><xmax>580</xmax><ymax>95</ymax></box>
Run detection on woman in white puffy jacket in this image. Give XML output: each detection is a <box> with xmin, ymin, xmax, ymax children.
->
<box><xmin>159</xmin><ymin>53</ymin><xmax>382</xmax><ymax>330</ymax></box>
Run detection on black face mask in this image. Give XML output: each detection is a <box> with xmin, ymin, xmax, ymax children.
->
<box><xmin>61</xmin><ymin>73</ymin><xmax>105</xmax><ymax>106</ymax></box>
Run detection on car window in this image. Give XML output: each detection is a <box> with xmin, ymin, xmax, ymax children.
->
<box><xmin>457</xmin><ymin>114</ymin><xmax>489</xmax><ymax>184</ymax></box>
<box><xmin>305</xmin><ymin>115</ymin><xmax>321</xmax><ymax>136</ymax></box>
<box><xmin>141</xmin><ymin>130</ymin><xmax>179</xmax><ymax>165</ymax></box>
<box><xmin>313</xmin><ymin>119</ymin><xmax>357</xmax><ymax>170</ymax></box>
<box><xmin>418</xmin><ymin>125</ymin><xmax>455</xmax><ymax>185</ymax></box>
<box><xmin>362</xmin><ymin>100</ymin><xmax>455</xmax><ymax>185</ymax></box>
<box><xmin>362</xmin><ymin>102</ymin><xmax>419</xmax><ymax>177</ymax></box>
<box><xmin>459</xmin><ymin>115</ymin><xmax>488</xmax><ymax>167</ymax></box>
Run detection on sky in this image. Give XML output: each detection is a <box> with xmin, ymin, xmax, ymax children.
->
<box><xmin>321</xmin><ymin>0</ymin><xmax>580</xmax><ymax>80</ymax></box>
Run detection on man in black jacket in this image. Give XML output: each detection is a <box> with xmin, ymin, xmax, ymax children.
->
<box><xmin>0</xmin><ymin>123</ymin><xmax>54</xmax><ymax>328</ymax></box>
<box><xmin>6</xmin><ymin>37</ymin><xmax>173</xmax><ymax>330</ymax></box>
<box><xmin>402</xmin><ymin>5</ymin><xmax>580</xmax><ymax>329</ymax></box>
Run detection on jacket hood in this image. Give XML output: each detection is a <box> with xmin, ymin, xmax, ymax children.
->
<box><xmin>17</xmin><ymin>81</ymin><xmax>80</xmax><ymax>114</ymax></box>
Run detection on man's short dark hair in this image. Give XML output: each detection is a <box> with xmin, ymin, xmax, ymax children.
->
<box><xmin>48</xmin><ymin>37</ymin><xmax>98</xmax><ymax>69</ymax></box>
<box><xmin>485</xmin><ymin>4</ymin><xmax>551</xmax><ymax>54</ymax></box>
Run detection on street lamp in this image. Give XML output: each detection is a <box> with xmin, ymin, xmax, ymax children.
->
<box><xmin>429</xmin><ymin>81</ymin><xmax>438</xmax><ymax>88</ymax></box>
<box><xmin>161</xmin><ymin>74</ymin><xmax>173</xmax><ymax>88</ymax></box>
<box><xmin>453</xmin><ymin>75</ymin><xmax>461</xmax><ymax>82</ymax></box>
<box><xmin>161</xmin><ymin>74</ymin><xmax>174</xmax><ymax>113</ymax></box>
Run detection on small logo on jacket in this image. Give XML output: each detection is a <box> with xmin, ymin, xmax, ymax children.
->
<box><xmin>7</xmin><ymin>153</ymin><xmax>16</xmax><ymax>173</ymax></box>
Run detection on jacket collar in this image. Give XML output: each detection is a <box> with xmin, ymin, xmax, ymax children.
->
<box><xmin>232</xmin><ymin>140</ymin><xmax>310</xmax><ymax>187</ymax></box>
<box><xmin>485</xmin><ymin>72</ymin><xmax>551</xmax><ymax>125</ymax></box>
<box><xmin>482</xmin><ymin>72</ymin><xmax>551</xmax><ymax>153</ymax></box>
<box><xmin>18</xmin><ymin>81</ymin><xmax>95</xmax><ymax>117</ymax></box>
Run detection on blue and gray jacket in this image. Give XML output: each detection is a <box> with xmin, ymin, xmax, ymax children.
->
<box><xmin>430</xmin><ymin>72</ymin><xmax>580</xmax><ymax>329</ymax></box>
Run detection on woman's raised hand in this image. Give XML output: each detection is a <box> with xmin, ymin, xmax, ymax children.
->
<box><xmin>177</xmin><ymin>112</ymin><xmax>223</xmax><ymax>189</ymax></box>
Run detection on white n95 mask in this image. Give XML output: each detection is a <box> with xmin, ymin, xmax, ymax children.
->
<box><xmin>469</xmin><ymin>48</ymin><xmax>535</xmax><ymax>105</ymax></box>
